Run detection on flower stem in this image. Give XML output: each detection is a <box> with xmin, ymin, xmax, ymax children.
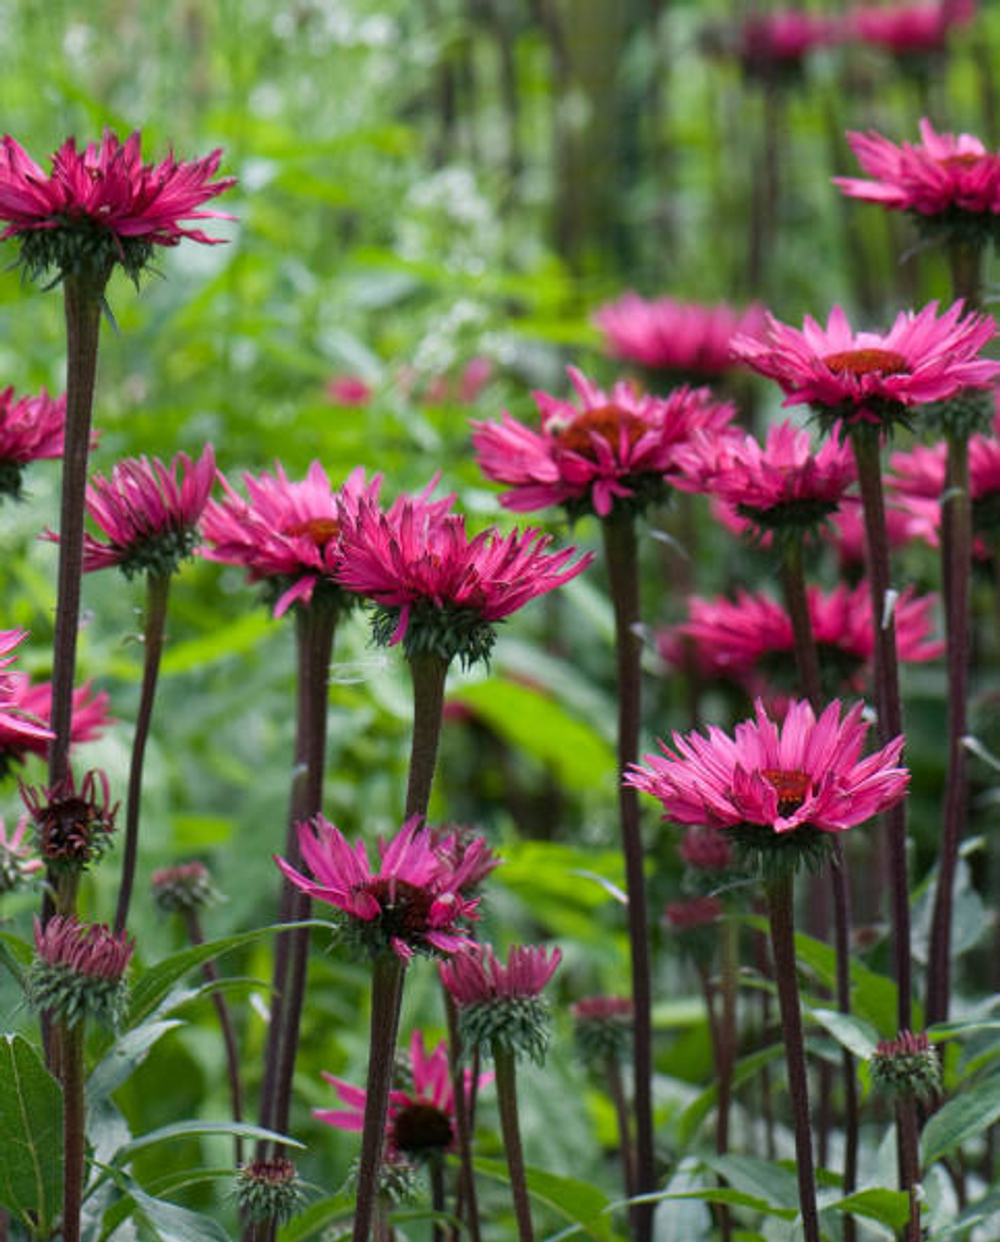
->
<box><xmin>59</xmin><ymin>1020</ymin><xmax>85</xmax><ymax>1242</ymax></box>
<box><xmin>779</xmin><ymin>539</ymin><xmax>822</xmax><ymax>709</ymax></box>
<box><xmin>114</xmin><ymin>571</ymin><xmax>171</xmax><ymax>935</ymax></box>
<box><xmin>764</xmin><ymin>872</ymin><xmax>820</xmax><ymax>1242</ymax></box>
<box><xmin>600</xmin><ymin>511</ymin><xmax>655</xmax><ymax>1242</ymax></box>
<box><xmin>405</xmin><ymin>652</ymin><xmax>450</xmax><ymax>820</ymax></box>
<box><xmin>896</xmin><ymin>1096</ymin><xmax>922</xmax><ymax>1242</ymax></box>
<box><xmin>353</xmin><ymin>955</ymin><xmax>407</xmax><ymax>1242</ymax></box>
<box><xmin>604</xmin><ymin>1054</ymin><xmax>637</xmax><ymax>1207</ymax></box>
<box><xmin>429</xmin><ymin>1153</ymin><xmax>446</xmax><ymax>1242</ymax></box>
<box><xmin>48</xmin><ymin>271</ymin><xmax>107</xmax><ymax>791</ymax></box>
<box><xmin>444</xmin><ymin>988</ymin><xmax>482</xmax><ymax>1242</ymax></box>
<box><xmin>492</xmin><ymin>1045</ymin><xmax>534</xmax><ymax>1242</ymax></box>
<box><xmin>184</xmin><ymin>908</ymin><xmax>244</xmax><ymax>1166</ymax></box>
<box><xmin>850</xmin><ymin>430</ymin><xmax>912</xmax><ymax>1033</ymax></box>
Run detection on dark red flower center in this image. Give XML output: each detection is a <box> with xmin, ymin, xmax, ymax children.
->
<box><xmin>556</xmin><ymin>405</ymin><xmax>647</xmax><ymax>458</ymax></box>
<box><xmin>36</xmin><ymin>795</ymin><xmax>112</xmax><ymax>863</ymax></box>
<box><xmin>391</xmin><ymin>1100</ymin><xmax>454</xmax><ymax>1154</ymax></box>
<box><xmin>823</xmin><ymin>348</ymin><xmax>909</xmax><ymax>378</ymax></box>
<box><xmin>360</xmin><ymin>877</ymin><xmax>437</xmax><ymax>938</ymax></box>
<box><xmin>283</xmin><ymin>517</ymin><xmax>341</xmax><ymax>546</ymax></box>
<box><xmin>761</xmin><ymin>768</ymin><xmax>812</xmax><ymax>816</ymax></box>
<box><xmin>938</xmin><ymin>153</ymin><xmax>988</xmax><ymax>171</ymax></box>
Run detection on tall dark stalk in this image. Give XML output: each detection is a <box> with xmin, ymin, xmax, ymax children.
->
<box><xmin>896</xmin><ymin>1097</ymin><xmax>922</xmax><ymax>1242</ymax></box>
<box><xmin>601</xmin><ymin>512</ymin><xmax>655</xmax><ymax>1242</ymax></box>
<box><xmin>445</xmin><ymin>991</ymin><xmax>482</xmax><ymax>1242</ymax></box>
<box><xmin>115</xmin><ymin>572</ymin><xmax>171</xmax><ymax>935</ymax></box>
<box><xmin>492</xmin><ymin>1046</ymin><xmax>534</xmax><ymax>1242</ymax></box>
<box><xmin>765</xmin><ymin>872</ymin><xmax>820</xmax><ymax>1242</ymax></box>
<box><xmin>405</xmin><ymin>653</ymin><xmax>450</xmax><ymax>820</ymax></box>
<box><xmin>59</xmin><ymin>1020</ymin><xmax>85</xmax><ymax>1242</ymax></box>
<box><xmin>850</xmin><ymin>431</ymin><xmax>912</xmax><ymax>1033</ymax></box>
<box><xmin>604</xmin><ymin>1055</ymin><xmax>637</xmax><ymax>1206</ymax></box>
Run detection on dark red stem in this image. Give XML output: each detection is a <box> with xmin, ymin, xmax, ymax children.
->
<box><xmin>896</xmin><ymin>1096</ymin><xmax>922</xmax><ymax>1242</ymax></box>
<box><xmin>601</xmin><ymin>511</ymin><xmax>655</xmax><ymax>1242</ymax></box>
<box><xmin>60</xmin><ymin>1021</ymin><xmax>85</xmax><ymax>1242</ymax></box>
<box><xmin>605</xmin><ymin>1055</ymin><xmax>637</xmax><ymax>1207</ymax></box>
<box><xmin>405</xmin><ymin>653</ymin><xmax>450</xmax><ymax>820</ymax></box>
<box><xmin>493</xmin><ymin>1046</ymin><xmax>534</xmax><ymax>1242</ymax></box>
<box><xmin>444</xmin><ymin>989</ymin><xmax>482</xmax><ymax>1242</ymax></box>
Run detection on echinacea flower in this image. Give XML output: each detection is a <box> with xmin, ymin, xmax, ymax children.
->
<box><xmin>679</xmin><ymin>825</ymin><xmax>734</xmax><ymax>871</ymax></box>
<box><xmin>21</xmin><ymin>767</ymin><xmax>118</xmax><ymax>874</ymax></box>
<box><xmin>571</xmin><ymin>995</ymin><xmax>634</xmax><ymax>1064</ymax></box>
<box><xmin>200</xmin><ymin>462</ymin><xmax>382</xmax><ymax>618</ymax></box>
<box><xmin>235</xmin><ymin>1157</ymin><xmax>305</xmax><ymax>1225</ymax></box>
<box><xmin>0</xmin><ymin>129</ymin><xmax>236</xmax><ymax>283</ymax></box>
<box><xmin>849</xmin><ymin>1</ymin><xmax>976</xmax><ymax>58</ymax></box>
<box><xmin>664</xmin><ymin>896</ymin><xmax>723</xmax><ymax>930</ymax></box>
<box><xmin>890</xmin><ymin>416</ymin><xmax>1000</xmax><ymax>545</ymax></box>
<box><xmin>737</xmin><ymin>9</ymin><xmax>841</xmax><ymax>78</ymax></box>
<box><xmin>26</xmin><ymin>914</ymin><xmax>134</xmax><ymax>1028</ymax></box>
<box><xmin>336</xmin><ymin>485</ymin><xmax>592</xmax><ymax>666</ymax></box>
<box><xmin>732</xmin><ymin>301</ymin><xmax>999</xmax><ymax>429</ymax></box>
<box><xmin>870</xmin><ymin>1029</ymin><xmax>942</xmax><ymax>1099</ymax></box>
<box><xmin>0</xmin><ymin>813</ymin><xmax>42</xmax><ymax>893</ymax></box>
<box><xmin>151</xmin><ymin>860</ymin><xmax>218</xmax><ymax>915</ymax></box>
<box><xmin>0</xmin><ymin>629</ymin><xmax>53</xmax><ymax>757</ymax></box>
<box><xmin>317</xmin><ymin>1029</ymin><xmax>491</xmax><ymax>1161</ymax></box>
<box><xmin>628</xmin><ymin>698</ymin><xmax>909</xmax><ymax>870</ymax></box>
<box><xmin>274</xmin><ymin>815</ymin><xmax>480</xmax><ymax>961</ymax></box>
<box><xmin>0</xmin><ymin>386</ymin><xmax>69</xmax><ymax>501</ymax></box>
<box><xmin>427</xmin><ymin>824</ymin><xmax>501</xmax><ymax>894</ymax></box>
<box><xmin>824</xmin><ymin>496</ymin><xmax>921</xmax><ymax>570</ymax></box>
<box><xmin>0</xmin><ymin>674</ymin><xmax>110</xmax><ymax>776</ymax></box>
<box><xmin>594</xmin><ymin>293</ymin><xmax>765</xmax><ymax>380</ymax></box>
<box><xmin>472</xmin><ymin>365</ymin><xmax>735</xmax><ymax>519</ymax></box>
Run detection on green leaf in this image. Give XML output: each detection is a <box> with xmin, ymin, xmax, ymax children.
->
<box><xmin>825</xmin><ymin>1188</ymin><xmax>910</xmax><ymax>1231</ymax></box>
<box><xmin>277</xmin><ymin>1193</ymin><xmax>354</xmax><ymax>1242</ymax></box>
<box><xmin>122</xmin><ymin>1184</ymin><xmax>230</xmax><ymax>1242</ymax></box>
<box><xmin>474</xmin><ymin>1157</ymin><xmax>624</xmax><ymax>1241</ymax></box>
<box><xmin>0</xmin><ymin>1033</ymin><xmax>63</xmax><ymax>1234</ymax></box>
<box><xmin>87</xmin><ymin>1020</ymin><xmax>186</xmax><ymax>1108</ymax></box>
<box><xmin>625</xmin><ymin>1187</ymin><xmax>796</xmax><ymax>1221</ymax></box>
<box><xmin>808</xmin><ymin>1007</ymin><xmax>879</xmax><ymax>1059</ymax></box>
<box><xmin>676</xmin><ymin>1045</ymin><xmax>784</xmax><ymax>1148</ymax></box>
<box><xmin>928</xmin><ymin>1184</ymin><xmax>1000</xmax><ymax>1240</ymax></box>
<box><xmin>114</xmin><ymin>1120</ymin><xmax>305</xmax><ymax>1165</ymax></box>
<box><xmin>920</xmin><ymin>1070</ymin><xmax>1000</xmax><ymax>1167</ymax></box>
<box><xmin>0</xmin><ymin>930</ymin><xmax>33</xmax><ymax>987</ymax></box>
<box><xmin>704</xmin><ymin>1155</ymin><xmax>799</xmax><ymax>1211</ymax></box>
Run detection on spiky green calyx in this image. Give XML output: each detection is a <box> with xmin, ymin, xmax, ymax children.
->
<box><xmin>372</xmin><ymin>601</ymin><xmax>497</xmax><ymax>670</ymax></box>
<box><xmin>724</xmin><ymin>821</ymin><xmax>836</xmax><ymax>879</ymax></box>
<box><xmin>235</xmin><ymin>1157</ymin><xmax>305</xmax><ymax>1224</ymax></box>
<box><xmin>151</xmin><ymin>861</ymin><xmax>218</xmax><ymax>915</ymax></box>
<box><xmin>870</xmin><ymin>1030</ymin><xmax>942</xmax><ymax>1102</ymax></box>
<box><xmin>25</xmin><ymin>959</ymin><xmax>129</xmax><ymax>1030</ymax></box>
<box><xmin>563</xmin><ymin>472</ymin><xmax>671</xmax><ymax>524</ymax></box>
<box><xmin>459</xmin><ymin>995</ymin><xmax>551</xmax><ymax>1064</ymax></box>
<box><xmin>16</xmin><ymin>222</ymin><xmax>148</xmax><ymax>288</ymax></box>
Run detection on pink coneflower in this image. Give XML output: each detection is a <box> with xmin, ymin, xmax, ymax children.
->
<box><xmin>0</xmin><ymin>629</ymin><xmax>53</xmax><ymax>757</ymax></box>
<box><xmin>22</xmin><ymin>767</ymin><xmax>118</xmax><ymax>873</ymax></box>
<box><xmin>0</xmin><ymin>386</ymin><xmax>69</xmax><ymax>500</ymax></box>
<box><xmin>317</xmin><ymin>1029</ymin><xmax>490</xmax><ymax>1160</ymax></box>
<box><xmin>0</xmin><ymin>673</ymin><xmax>110</xmax><ymax>773</ymax></box>
<box><xmin>664</xmin><ymin>896</ymin><xmax>723</xmax><ymax>929</ymax></box>
<box><xmin>738</xmin><ymin>10</ymin><xmax>841</xmax><ymax>77</ymax></box>
<box><xmin>440</xmin><ymin>943</ymin><xmax>562</xmax><ymax>1006</ymax></box>
<box><xmin>594</xmin><ymin>293</ymin><xmax>765</xmax><ymax>380</ymax></box>
<box><xmin>27</xmin><ymin>914</ymin><xmax>134</xmax><ymax>1028</ymax></box>
<box><xmin>849</xmin><ymin>2</ymin><xmax>976</xmax><ymax>57</ymax></box>
<box><xmin>679</xmin><ymin>825</ymin><xmax>734</xmax><ymax>871</ymax></box>
<box><xmin>201</xmin><ymin>462</ymin><xmax>382</xmax><ymax>618</ymax></box>
<box><xmin>275</xmin><ymin>815</ymin><xmax>480</xmax><ymax>961</ymax></box>
<box><xmin>628</xmin><ymin>698</ymin><xmax>909</xmax><ymax>844</ymax></box>
<box><xmin>732</xmin><ymin>301</ymin><xmax>999</xmax><ymax>428</ymax></box>
<box><xmin>825</xmin><ymin>496</ymin><xmax>920</xmax><ymax>568</ymax></box>
<box><xmin>890</xmin><ymin>420</ymin><xmax>1000</xmax><ymax>546</ymax></box>
<box><xmin>59</xmin><ymin>446</ymin><xmax>216</xmax><ymax>578</ymax></box>
<box><xmin>0</xmin><ymin>129</ymin><xmax>235</xmax><ymax>280</ymax></box>
<box><xmin>33</xmin><ymin>912</ymin><xmax>133</xmax><ymax>978</ymax></box>
<box><xmin>0</xmin><ymin>813</ymin><xmax>42</xmax><ymax>892</ymax></box>
<box><xmin>472</xmin><ymin>365</ymin><xmax>736</xmax><ymax>519</ymax></box>
<box><xmin>336</xmin><ymin>484</ymin><xmax>592</xmax><ymax>666</ymax></box>
<box><xmin>326</xmin><ymin>375</ymin><xmax>373</xmax><ymax>407</ymax></box>
<box><xmin>427</xmin><ymin>824</ymin><xmax>501</xmax><ymax>894</ymax></box>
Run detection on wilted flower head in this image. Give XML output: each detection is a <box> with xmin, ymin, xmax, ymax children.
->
<box><xmin>0</xmin><ymin>129</ymin><xmax>236</xmax><ymax>283</ymax></box>
<box><xmin>629</xmin><ymin>699</ymin><xmax>909</xmax><ymax>875</ymax></box>
<box><xmin>275</xmin><ymin>815</ymin><xmax>480</xmax><ymax>962</ymax></box>
<box><xmin>439</xmin><ymin>943</ymin><xmax>562</xmax><ymax>1062</ymax></box>
<box><xmin>870</xmin><ymin>1029</ymin><xmax>942</xmax><ymax>1100</ymax></box>
<box><xmin>472</xmin><ymin>366</ymin><xmax>736</xmax><ymax>520</ymax></box>
<box><xmin>0</xmin><ymin>387</ymin><xmax>68</xmax><ymax>501</ymax></box>
<box><xmin>21</xmin><ymin>767</ymin><xmax>117</xmax><ymax>874</ymax></box>
<box><xmin>336</xmin><ymin>484</ymin><xmax>592</xmax><ymax>667</ymax></box>
<box><xmin>317</xmin><ymin>1029</ymin><xmax>491</xmax><ymax>1162</ymax></box>
<box><xmin>27</xmin><ymin>915</ymin><xmax>133</xmax><ymax>1028</ymax></box>
<box><xmin>151</xmin><ymin>860</ymin><xmax>218</xmax><ymax>915</ymax></box>
<box><xmin>732</xmin><ymin>301</ymin><xmax>999</xmax><ymax>431</ymax></box>
<box><xmin>235</xmin><ymin>1157</ymin><xmax>304</xmax><ymax>1225</ymax></box>
<box><xmin>0</xmin><ymin>814</ymin><xmax>42</xmax><ymax>893</ymax></box>
<box><xmin>201</xmin><ymin>462</ymin><xmax>381</xmax><ymax>618</ymax></box>
<box><xmin>849</xmin><ymin>1</ymin><xmax>976</xmax><ymax>58</ymax></box>
<box><xmin>571</xmin><ymin>994</ymin><xmax>634</xmax><ymax>1064</ymax></box>
<box><xmin>594</xmin><ymin>293</ymin><xmax>765</xmax><ymax>380</ymax></box>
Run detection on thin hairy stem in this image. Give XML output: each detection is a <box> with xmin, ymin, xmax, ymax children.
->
<box><xmin>405</xmin><ymin>652</ymin><xmax>450</xmax><ymax>820</ymax></box>
<box><xmin>59</xmin><ymin>1021</ymin><xmax>86</xmax><ymax>1242</ymax></box>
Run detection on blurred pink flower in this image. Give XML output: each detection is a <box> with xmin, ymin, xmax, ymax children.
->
<box><xmin>326</xmin><ymin>375</ymin><xmax>372</xmax><ymax>406</ymax></box>
<box><xmin>0</xmin><ymin>630</ymin><xmax>53</xmax><ymax>756</ymax></box>
<box><xmin>664</xmin><ymin>896</ymin><xmax>722</xmax><ymax>929</ymax></box>
<box><xmin>0</xmin><ymin>674</ymin><xmax>110</xmax><ymax>771</ymax></box>
<box><xmin>0</xmin><ymin>387</ymin><xmax>69</xmax><ymax>497</ymax></box>
<box><xmin>201</xmin><ymin>462</ymin><xmax>381</xmax><ymax>617</ymax></box>
<box><xmin>0</xmin><ymin>129</ymin><xmax>235</xmax><ymax>248</ymax></box>
<box><xmin>440</xmin><ymin>943</ymin><xmax>562</xmax><ymax>1006</ymax></box>
<box><xmin>274</xmin><ymin>815</ymin><xmax>480</xmax><ymax>961</ymax></box>
<box><xmin>849</xmin><ymin>2</ymin><xmax>976</xmax><ymax>56</ymax></box>
<box><xmin>316</xmin><ymin>1029</ymin><xmax>491</xmax><ymax>1160</ymax></box>
<box><xmin>732</xmin><ymin>302</ymin><xmax>999</xmax><ymax>425</ymax></box>
<box><xmin>472</xmin><ymin>365</ymin><xmax>735</xmax><ymax>518</ymax></box>
<box><xmin>594</xmin><ymin>293</ymin><xmax>765</xmax><ymax>378</ymax></box>
<box><xmin>571</xmin><ymin>994</ymin><xmax>634</xmax><ymax>1023</ymax></box>
<box><xmin>824</xmin><ymin>496</ymin><xmax>918</xmax><ymax>567</ymax></box>
<box><xmin>738</xmin><ymin>9</ymin><xmax>841</xmax><ymax>74</ymax></box>
<box><xmin>628</xmin><ymin>698</ymin><xmax>909</xmax><ymax>836</ymax></box>
<box><xmin>458</xmin><ymin>357</ymin><xmax>493</xmax><ymax>402</ymax></box>
<box><xmin>0</xmin><ymin>814</ymin><xmax>42</xmax><ymax>890</ymax></box>
<box><xmin>679</xmin><ymin>825</ymin><xmax>734</xmax><ymax>871</ymax></box>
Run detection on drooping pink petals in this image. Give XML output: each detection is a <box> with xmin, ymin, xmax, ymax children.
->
<box><xmin>439</xmin><ymin>943</ymin><xmax>562</xmax><ymax>1006</ymax></box>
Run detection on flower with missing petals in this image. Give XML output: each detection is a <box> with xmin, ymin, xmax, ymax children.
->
<box><xmin>275</xmin><ymin>815</ymin><xmax>480</xmax><ymax>962</ymax></box>
<box><xmin>21</xmin><ymin>767</ymin><xmax>118</xmax><ymax>874</ymax></box>
<box><xmin>629</xmin><ymin>699</ymin><xmax>909</xmax><ymax>874</ymax></box>
<box><xmin>732</xmin><ymin>301</ymin><xmax>999</xmax><ymax>430</ymax></box>
<box><xmin>201</xmin><ymin>462</ymin><xmax>382</xmax><ymax>617</ymax></box>
<box><xmin>336</xmin><ymin>486</ymin><xmax>591</xmax><ymax>667</ymax></box>
<box><xmin>0</xmin><ymin>814</ymin><xmax>41</xmax><ymax>893</ymax></box>
<box><xmin>0</xmin><ymin>129</ymin><xmax>236</xmax><ymax>283</ymax></box>
<box><xmin>26</xmin><ymin>915</ymin><xmax>134</xmax><ymax>1028</ymax></box>
<box><xmin>0</xmin><ymin>674</ymin><xmax>110</xmax><ymax>778</ymax></box>
<box><xmin>0</xmin><ymin>387</ymin><xmax>69</xmax><ymax>501</ymax></box>
<box><xmin>472</xmin><ymin>366</ymin><xmax>735</xmax><ymax>520</ymax></box>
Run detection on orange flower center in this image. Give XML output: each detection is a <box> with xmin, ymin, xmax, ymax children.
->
<box><xmin>283</xmin><ymin>516</ymin><xmax>341</xmax><ymax>546</ymax></box>
<box><xmin>938</xmin><ymin>153</ymin><xmax>987</xmax><ymax>171</ymax></box>
<box><xmin>556</xmin><ymin>405</ymin><xmax>647</xmax><ymax>458</ymax></box>
<box><xmin>823</xmin><ymin>348</ymin><xmax>909</xmax><ymax>378</ymax></box>
<box><xmin>761</xmin><ymin>768</ymin><xmax>812</xmax><ymax>817</ymax></box>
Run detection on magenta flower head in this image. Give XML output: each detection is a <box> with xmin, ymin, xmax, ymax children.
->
<box><xmin>732</xmin><ymin>301</ymin><xmax>1000</xmax><ymax>433</ymax></box>
<box><xmin>870</xmin><ymin>1029</ymin><xmax>942</xmax><ymax>1100</ymax></box>
<box><xmin>201</xmin><ymin>462</ymin><xmax>381</xmax><ymax>618</ymax></box>
<box><xmin>21</xmin><ymin>767</ymin><xmax>118</xmax><ymax>875</ymax></box>
<box><xmin>0</xmin><ymin>128</ymin><xmax>236</xmax><ymax>284</ymax></box>
<box><xmin>0</xmin><ymin>814</ymin><xmax>42</xmax><ymax>893</ymax></box>
<box><xmin>571</xmin><ymin>994</ymin><xmax>634</xmax><ymax>1065</ymax></box>
<box><xmin>664</xmin><ymin>895</ymin><xmax>723</xmax><ymax>931</ymax></box>
<box><xmin>834</xmin><ymin>117</ymin><xmax>1000</xmax><ymax>249</ymax></box>
<box><xmin>26</xmin><ymin>914</ymin><xmax>134</xmax><ymax>1028</ymax></box>
<box><xmin>0</xmin><ymin>673</ymin><xmax>110</xmax><ymax>779</ymax></box>
<box><xmin>594</xmin><ymin>293</ymin><xmax>765</xmax><ymax>382</ymax></box>
<box><xmin>0</xmin><ymin>386</ymin><xmax>68</xmax><ymax>501</ymax></box>
<box><xmin>275</xmin><ymin>815</ymin><xmax>480</xmax><ymax>962</ymax></box>
<box><xmin>849</xmin><ymin>1</ymin><xmax>976</xmax><ymax>59</ymax></box>
<box><xmin>0</xmin><ymin>629</ymin><xmax>53</xmax><ymax>761</ymax></box>
<box><xmin>317</xmin><ymin>1029</ymin><xmax>491</xmax><ymax>1162</ymax></box>
<box><xmin>472</xmin><ymin>365</ymin><xmax>736</xmax><ymax>521</ymax></box>
<box><xmin>679</xmin><ymin>825</ymin><xmax>734</xmax><ymax>872</ymax></box>
<box><xmin>151</xmin><ymin>860</ymin><xmax>218</xmax><ymax>915</ymax></box>
<box><xmin>737</xmin><ymin>9</ymin><xmax>841</xmax><ymax>80</ymax></box>
<box><xmin>336</xmin><ymin>483</ymin><xmax>592</xmax><ymax>668</ymax></box>
<box><xmin>62</xmin><ymin>445</ymin><xmax>216</xmax><ymax>579</ymax></box>
<box><xmin>440</xmin><ymin>943</ymin><xmax>562</xmax><ymax>1063</ymax></box>
<box><xmin>629</xmin><ymin>698</ymin><xmax>909</xmax><ymax>876</ymax></box>
<box><xmin>427</xmin><ymin>824</ymin><xmax>501</xmax><ymax>895</ymax></box>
